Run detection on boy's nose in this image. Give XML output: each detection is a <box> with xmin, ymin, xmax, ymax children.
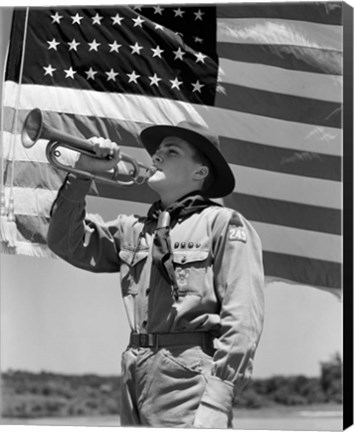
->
<box><xmin>152</xmin><ymin>153</ymin><xmax>164</xmax><ymax>164</ymax></box>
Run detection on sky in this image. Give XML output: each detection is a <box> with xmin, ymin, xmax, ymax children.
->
<box><xmin>1</xmin><ymin>253</ymin><xmax>343</xmax><ymax>379</ymax></box>
<box><xmin>0</xmin><ymin>197</ymin><xmax>343</xmax><ymax>379</ymax></box>
<box><xmin>0</xmin><ymin>3</ymin><xmax>345</xmax><ymax>381</ymax></box>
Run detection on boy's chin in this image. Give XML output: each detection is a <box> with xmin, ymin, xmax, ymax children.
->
<box><xmin>147</xmin><ymin>175</ymin><xmax>171</xmax><ymax>194</ymax></box>
<box><xmin>147</xmin><ymin>176</ymin><xmax>162</xmax><ymax>190</ymax></box>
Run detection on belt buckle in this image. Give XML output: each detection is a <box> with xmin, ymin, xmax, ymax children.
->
<box><xmin>139</xmin><ymin>333</ymin><xmax>155</xmax><ymax>347</ymax></box>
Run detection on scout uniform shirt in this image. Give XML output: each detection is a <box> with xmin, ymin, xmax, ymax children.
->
<box><xmin>47</xmin><ymin>174</ymin><xmax>265</xmax><ymax>416</ymax></box>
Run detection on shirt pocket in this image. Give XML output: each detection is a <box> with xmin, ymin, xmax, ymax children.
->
<box><xmin>119</xmin><ymin>247</ymin><xmax>149</xmax><ymax>295</ymax></box>
<box><xmin>172</xmin><ymin>249</ymin><xmax>209</xmax><ymax>297</ymax></box>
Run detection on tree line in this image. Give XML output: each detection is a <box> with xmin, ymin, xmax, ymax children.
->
<box><xmin>1</xmin><ymin>353</ymin><xmax>342</xmax><ymax>419</ymax></box>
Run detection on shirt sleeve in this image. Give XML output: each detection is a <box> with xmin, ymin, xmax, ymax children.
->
<box><xmin>198</xmin><ymin>209</ymin><xmax>265</xmax><ymax>418</ymax></box>
<box><xmin>47</xmin><ymin>174</ymin><xmax>122</xmax><ymax>272</ymax></box>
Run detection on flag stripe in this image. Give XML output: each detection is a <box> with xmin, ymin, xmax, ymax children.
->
<box><xmin>1</xmin><ymin>230</ymin><xmax>339</xmax><ymax>291</ymax></box>
<box><xmin>220</xmin><ymin>136</ymin><xmax>341</xmax><ymax>182</ymax></box>
<box><xmin>3</xmin><ymin>86</ymin><xmax>343</xmax><ymax>156</ymax></box>
<box><xmin>199</xmin><ymin>107</ymin><xmax>342</xmax><ymax>157</ymax></box>
<box><xmin>6</xmin><ymin>186</ymin><xmax>341</xmax><ymax>264</ymax></box>
<box><xmin>224</xmin><ymin>193</ymin><xmax>341</xmax><ymax>235</ymax></box>
<box><xmin>15</xmin><ymin>215</ymin><xmax>50</xmax><ymax>244</ymax></box>
<box><xmin>217</xmin><ymin>4</ymin><xmax>343</xmax><ymax>26</ymax></box>
<box><xmin>228</xmin><ymin>165</ymin><xmax>341</xmax><ymax>209</ymax></box>
<box><xmin>5</xmin><ymin>163</ymin><xmax>340</xmax><ymax>234</ymax></box>
<box><xmin>263</xmin><ymin>251</ymin><xmax>341</xmax><ymax>289</ymax></box>
<box><xmin>4</xmin><ymin>129</ymin><xmax>341</xmax><ymax>182</ymax></box>
<box><xmin>219</xmin><ymin>58</ymin><xmax>343</xmax><ymax>103</ymax></box>
<box><xmin>218</xmin><ymin>43</ymin><xmax>342</xmax><ymax>75</ymax></box>
<box><xmin>253</xmin><ymin>221</ymin><xmax>341</xmax><ymax>263</ymax></box>
<box><xmin>4</xmin><ymin>141</ymin><xmax>342</xmax><ymax>210</ymax></box>
<box><xmin>0</xmin><ymin>241</ymin><xmax>57</xmax><ymax>258</ymax></box>
<box><xmin>217</xmin><ymin>18</ymin><xmax>342</xmax><ymax>51</ymax></box>
<box><xmin>216</xmin><ymin>82</ymin><xmax>341</xmax><ymax>128</ymax></box>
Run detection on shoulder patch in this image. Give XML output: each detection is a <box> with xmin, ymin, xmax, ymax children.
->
<box><xmin>228</xmin><ymin>225</ymin><xmax>247</xmax><ymax>243</ymax></box>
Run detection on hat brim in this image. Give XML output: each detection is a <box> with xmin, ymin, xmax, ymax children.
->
<box><xmin>140</xmin><ymin>125</ymin><xmax>235</xmax><ymax>198</ymax></box>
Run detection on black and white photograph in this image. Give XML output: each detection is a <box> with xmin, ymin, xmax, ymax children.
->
<box><xmin>0</xmin><ymin>1</ymin><xmax>352</xmax><ymax>430</ymax></box>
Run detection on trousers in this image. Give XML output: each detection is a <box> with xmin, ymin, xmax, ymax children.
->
<box><xmin>120</xmin><ymin>344</ymin><xmax>215</xmax><ymax>427</ymax></box>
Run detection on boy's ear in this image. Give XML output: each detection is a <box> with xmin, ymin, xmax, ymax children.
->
<box><xmin>193</xmin><ymin>165</ymin><xmax>209</xmax><ymax>180</ymax></box>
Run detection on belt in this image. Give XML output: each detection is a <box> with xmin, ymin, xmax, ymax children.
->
<box><xmin>129</xmin><ymin>332</ymin><xmax>214</xmax><ymax>349</ymax></box>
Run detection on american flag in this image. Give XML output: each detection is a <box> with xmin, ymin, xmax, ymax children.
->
<box><xmin>1</xmin><ymin>3</ymin><xmax>343</xmax><ymax>293</ymax></box>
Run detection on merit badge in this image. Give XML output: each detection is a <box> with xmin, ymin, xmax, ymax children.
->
<box><xmin>175</xmin><ymin>267</ymin><xmax>189</xmax><ymax>287</ymax></box>
<box><xmin>228</xmin><ymin>225</ymin><xmax>247</xmax><ymax>243</ymax></box>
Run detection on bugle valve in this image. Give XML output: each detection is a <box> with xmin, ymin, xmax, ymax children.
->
<box><xmin>21</xmin><ymin>108</ymin><xmax>155</xmax><ymax>187</ymax></box>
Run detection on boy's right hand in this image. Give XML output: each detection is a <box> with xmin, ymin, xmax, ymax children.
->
<box><xmin>74</xmin><ymin>137</ymin><xmax>121</xmax><ymax>174</ymax></box>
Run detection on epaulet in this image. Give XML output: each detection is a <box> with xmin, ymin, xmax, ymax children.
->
<box><xmin>229</xmin><ymin>210</ymin><xmax>244</xmax><ymax>227</ymax></box>
<box><xmin>209</xmin><ymin>206</ymin><xmax>244</xmax><ymax>227</ymax></box>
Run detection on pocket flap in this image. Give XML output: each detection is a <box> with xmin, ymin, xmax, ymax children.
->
<box><xmin>172</xmin><ymin>250</ymin><xmax>209</xmax><ymax>265</ymax></box>
<box><xmin>119</xmin><ymin>248</ymin><xmax>149</xmax><ymax>266</ymax></box>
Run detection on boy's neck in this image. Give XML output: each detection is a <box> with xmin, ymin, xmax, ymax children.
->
<box><xmin>159</xmin><ymin>188</ymin><xmax>201</xmax><ymax>209</ymax></box>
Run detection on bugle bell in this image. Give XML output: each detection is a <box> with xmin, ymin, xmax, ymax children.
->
<box><xmin>21</xmin><ymin>108</ymin><xmax>155</xmax><ymax>187</ymax></box>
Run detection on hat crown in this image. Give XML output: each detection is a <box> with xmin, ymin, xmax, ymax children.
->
<box><xmin>174</xmin><ymin>121</ymin><xmax>220</xmax><ymax>149</ymax></box>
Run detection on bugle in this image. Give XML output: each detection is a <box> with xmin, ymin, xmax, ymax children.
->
<box><xmin>21</xmin><ymin>108</ymin><xmax>155</xmax><ymax>187</ymax></box>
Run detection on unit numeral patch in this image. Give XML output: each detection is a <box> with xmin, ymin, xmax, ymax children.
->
<box><xmin>228</xmin><ymin>226</ymin><xmax>247</xmax><ymax>243</ymax></box>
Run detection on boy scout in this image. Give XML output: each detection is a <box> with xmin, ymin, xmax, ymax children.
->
<box><xmin>47</xmin><ymin>121</ymin><xmax>265</xmax><ymax>428</ymax></box>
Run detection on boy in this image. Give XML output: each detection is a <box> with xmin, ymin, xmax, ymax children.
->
<box><xmin>47</xmin><ymin>121</ymin><xmax>264</xmax><ymax>428</ymax></box>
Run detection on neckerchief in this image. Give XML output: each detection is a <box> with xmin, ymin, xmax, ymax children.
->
<box><xmin>147</xmin><ymin>191</ymin><xmax>221</xmax><ymax>300</ymax></box>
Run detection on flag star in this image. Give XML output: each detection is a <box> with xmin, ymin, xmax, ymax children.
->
<box><xmin>170</xmin><ymin>77</ymin><xmax>183</xmax><ymax>90</ymax></box>
<box><xmin>92</xmin><ymin>13</ymin><xmax>103</xmax><ymax>25</ymax></box>
<box><xmin>194</xmin><ymin>9</ymin><xmax>204</xmax><ymax>20</ymax></box>
<box><xmin>43</xmin><ymin>64</ymin><xmax>56</xmax><ymax>76</ymax></box>
<box><xmin>174</xmin><ymin>8</ymin><xmax>185</xmax><ymax>17</ymax></box>
<box><xmin>151</xmin><ymin>45</ymin><xmax>164</xmax><ymax>58</ymax></box>
<box><xmin>88</xmin><ymin>39</ymin><xmax>101</xmax><ymax>51</ymax></box>
<box><xmin>47</xmin><ymin>38</ymin><xmax>60</xmax><ymax>50</ymax></box>
<box><xmin>149</xmin><ymin>73</ymin><xmax>162</xmax><ymax>86</ymax></box>
<box><xmin>64</xmin><ymin>67</ymin><xmax>77</xmax><ymax>79</ymax></box>
<box><xmin>194</xmin><ymin>37</ymin><xmax>203</xmax><ymax>43</ymax></box>
<box><xmin>153</xmin><ymin>6</ymin><xmax>164</xmax><ymax>14</ymax></box>
<box><xmin>173</xmin><ymin>47</ymin><xmax>185</xmax><ymax>61</ymax></box>
<box><xmin>106</xmin><ymin>68</ymin><xmax>119</xmax><ymax>81</ymax></box>
<box><xmin>51</xmin><ymin>12</ymin><xmax>63</xmax><ymax>24</ymax></box>
<box><xmin>85</xmin><ymin>67</ymin><xmax>98</xmax><ymax>80</ymax></box>
<box><xmin>130</xmin><ymin>42</ymin><xmax>143</xmax><ymax>55</ymax></box>
<box><xmin>71</xmin><ymin>13</ymin><xmax>83</xmax><ymax>25</ymax></box>
<box><xmin>192</xmin><ymin>80</ymin><xmax>204</xmax><ymax>93</ymax></box>
<box><xmin>109</xmin><ymin>41</ymin><xmax>122</xmax><ymax>53</ymax></box>
<box><xmin>154</xmin><ymin>23</ymin><xmax>164</xmax><ymax>30</ymax></box>
<box><xmin>127</xmin><ymin>70</ymin><xmax>140</xmax><ymax>84</ymax></box>
<box><xmin>132</xmin><ymin>15</ymin><xmax>145</xmax><ymax>27</ymax></box>
<box><xmin>68</xmin><ymin>39</ymin><xmax>80</xmax><ymax>51</ymax></box>
<box><xmin>133</xmin><ymin>6</ymin><xmax>142</xmax><ymax>11</ymax></box>
<box><xmin>111</xmin><ymin>13</ymin><xmax>124</xmax><ymax>25</ymax></box>
<box><xmin>194</xmin><ymin>52</ymin><xmax>207</xmax><ymax>63</ymax></box>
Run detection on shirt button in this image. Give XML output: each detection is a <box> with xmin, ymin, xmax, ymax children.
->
<box><xmin>181</xmin><ymin>242</ymin><xmax>186</xmax><ymax>248</ymax></box>
<box><xmin>174</xmin><ymin>242</ymin><xmax>179</xmax><ymax>248</ymax></box>
<box><xmin>146</xmin><ymin>288</ymin><xmax>150</xmax><ymax>296</ymax></box>
<box><xmin>142</xmin><ymin>320</ymin><xmax>147</xmax><ymax>327</ymax></box>
<box><xmin>181</xmin><ymin>256</ymin><xmax>187</xmax><ymax>263</ymax></box>
<box><xmin>188</xmin><ymin>242</ymin><xmax>194</xmax><ymax>248</ymax></box>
